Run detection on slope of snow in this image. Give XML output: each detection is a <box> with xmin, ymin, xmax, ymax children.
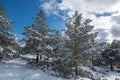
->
<box><xmin>91</xmin><ymin>67</ymin><xmax>120</xmax><ymax>80</ymax></box>
<box><xmin>0</xmin><ymin>58</ymin><xmax>63</xmax><ymax>80</ymax></box>
<box><xmin>1</xmin><ymin>58</ymin><xmax>120</xmax><ymax>80</ymax></box>
<box><xmin>80</xmin><ymin>66</ymin><xmax>120</xmax><ymax>80</ymax></box>
<box><xmin>0</xmin><ymin>58</ymin><xmax>90</xmax><ymax>80</ymax></box>
<box><xmin>101</xmin><ymin>71</ymin><xmax>120</xmax><ymax>80</ymax></box>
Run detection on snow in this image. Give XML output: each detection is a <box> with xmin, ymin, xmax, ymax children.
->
<box><xmin>0</xmin><ymin>58</ymin><xmax>65</xmax><ymax>80</ymax></box>
<box><xmin>0</xmin><ymin>47</ymin><xmax>3</xmax><ymax>53</ymax></box>
<box><xmin>102</xmin><ymin>72</ymin><xmax>120</xmax><ymax>80</ymax></box>
<box><xmin>0</xmin><ymin>58</ymin><xmax>90</xmax><ymax>80</ymax></box>
<box><xmin>20</xmin><ymin>54</ymin><xmax>36</xmax><ymax>59</ymax></box>
<box><xmin>0</xmin><ymin>58</ymin><xmax>120</xmax><ymax>80</ymax></box>
<box><xmin>80</xmin><ymin>66</ymin><xmax>120</xmax><ymax>80</ymax></box>
<box><xmin>46</xmin><ymin>45</ymin><xmax>53</xmax><ymax>50</ymax></box>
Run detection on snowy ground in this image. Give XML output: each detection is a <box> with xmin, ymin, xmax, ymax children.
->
<box><xmin>0</xmin><ymin>58</ymin><xmax>120</xmax><ymax>80</ymax></box>
<box><xmin>91</xmin><ymin>66</ymin><xmax>120</xmax><ymax>80</ymax></box>
<box><xmin>0</xmin><ymin>58</ymin><xmax>66</xmax><ymax>80</ymax></box>
<box><xmin>0</xmin><ymin>58</ymin><xmax>90</xmax><ymax>80</ymax></box>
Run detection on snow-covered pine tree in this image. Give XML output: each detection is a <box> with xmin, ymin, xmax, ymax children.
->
<box><xmin>0</xmin><ymin>4</ymin><xmax>15</xmax><ymax>60</ymax></box>
<box><xmin>63</xmin><ymin>11</ymin><xmax>97</xmax><ymax>75</ymax></box>
<box><xmin>101</xmin><ymin>40</ymin><xmax>120</xmax><ymax>70</ymax></box>
<box><xmin>47</xmin><ymin>30</ymin><xmax>74</xmax><ymax>77</ymax></box>
<box><xmin>92</xmin><ymin>42</ymin><xmax>109</xmax><ymax>66</ymax></box>
<box><xmin>48</xmin><ymin>30</ymin><xmax>63</xmax><ymax>60</ymax></box>
<box><xmin>22</xmin><ymin>10</ymin><xmax>50</xmax><ymax>63</ymax></box>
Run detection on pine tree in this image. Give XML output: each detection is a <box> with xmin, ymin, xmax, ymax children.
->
<box><xmin>0</xmin><ymin>4</ymin><xmax>15</xmax><ymax>60</ymax></box>
<box><xmin>101</xmin><ymin>40</ymin><xmax>120</xmax><ymax>70</ymax></box>
<box><xmin>92</xmin><ymin>42</ymin><xmax>109</xmax><ymax>66</ymax></box>
<box><xmin>48</xmin><ymin>30</ymin><xmax>63</xmax><ymax>59</ymax></box>
<box><xmin>63</xmin><ymin>11</ymin><xmax>97</xmax><ymax>75</ymax></box>
<box><xmin>22</xmin><ymin>10</ymin><xmax>50</xmax><ymax>63</ymax></box>
<box><xmin>47</xmin><ymin>30</ymin><xmax>74</xmax><ymax>77</ymax></box>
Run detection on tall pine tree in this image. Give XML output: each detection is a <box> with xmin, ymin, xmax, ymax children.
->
<box><xmin>64</xmin><ymin>11</ymin><xmax>97</xmax><ymax>75</ymax></box>
<box><xmin>22</xmin><ymin>10</ymin><xmax>50</xmax><ymax>63</ymax></box>
<box><xmin>0</xmin><ymin>4</ymin><xmax>15</xmax><ymax>60</ymax></box>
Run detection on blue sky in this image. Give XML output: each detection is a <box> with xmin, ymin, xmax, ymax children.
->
<box><xmin>0</xmin><ymin>0</ymin><xmax>65</xmax><ymax>37</ymax></box>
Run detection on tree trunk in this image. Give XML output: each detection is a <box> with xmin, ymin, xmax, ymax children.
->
<box><xmin>75</xmin><ymin>60</ymin><xmax>78</xmax><ymax>75</ymax></box>
<box><xmin>110</xmin><ymin>63</ymin><xmax>113</xmax><ymax>71</ymax></box>
<box><xmin>40</xmin><ymin>55</ymin><xmax>42</xmax><ymax>60</ymax></box>
<box><xmin>91</xmin><ymin>56</ymin><xmax>94</xmax><ymax>68</ymax></box>
<box><xmin>36</xmin><ymin>52</ymin><xmax>39</xmax><ymax>63</ymax></box>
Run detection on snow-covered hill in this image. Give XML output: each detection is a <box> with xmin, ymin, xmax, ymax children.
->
<box><xmin>0</xmin><ymin>58</ymin><xmax>90</xmax><ymax>80</ymax></box>
<box><xmin>0</xmin><ymin>58</ymin><xmax>120</xmax><ymax>80</ymax></box>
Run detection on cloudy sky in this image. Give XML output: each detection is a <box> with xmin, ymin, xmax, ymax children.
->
<box><xmin>39</xmin><ymin>0</ymin><xmax>120</xmax><ymax>43</ymax></box>
<box><xmin>1</xmin><ymin>0</ymin><xmax>120</xmax><ymax>42</ymax></box>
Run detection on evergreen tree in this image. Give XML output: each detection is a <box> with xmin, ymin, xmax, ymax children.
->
<box><xmin>101</xmin><ymin>40</ymin><xmax>120</xmax><ymax>70</ymax></box>
<box><xmin>63</xmin><ymin>11</ymin><xmax>97</xmax><ymax>75</ymax></box>
<box><xmin>48</xmin><ymin>30</ymin><xmax>74</xmax><ymax>78</ymax></box>
<box><xmin>22</xmin><ymin>10</ymin><xmax>50</xmax><ymax>63</ymax></box>
<box><xmin>0</xmin><ymin>4</ymin><xmax>15</xmax><ymax>60</ymax></box>
<box><xmin>48</xmin><ymin>30</ymin><xmax>63</xmax><ymax>60</ymax></box>
<box><xmin>92</xmin><ymin>42</ymin><xmax>109</xmax><ymax>66</ymax></box>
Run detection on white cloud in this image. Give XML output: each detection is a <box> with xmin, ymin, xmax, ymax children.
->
<box><xmin>39</xmin><ymin>0</ymin><xmax>120</xmax><ymax>43</ymax></box>
<box><xmin>40</xmin><ymin>0</ymin><xmax>59</xmax><ymax>15</ymax></box>
<box><xmin>58</xmin><ymin>0</ymin><xmax>119</xmax><ymax>14</ymax></box>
